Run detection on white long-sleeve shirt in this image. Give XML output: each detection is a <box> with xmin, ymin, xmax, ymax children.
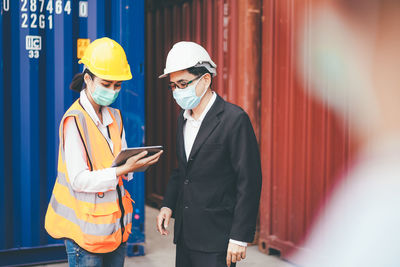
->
<box><xmin>63</xmin><ymin>90</ymin><xmax>132</xmax><ymax>193</ymax></box>
<box><xmin>182</xmin><ymin>92</ymin><xmax>247</xmax><ymax>247</ymax></box>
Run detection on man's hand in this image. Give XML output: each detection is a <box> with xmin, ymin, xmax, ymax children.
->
<box><xmin>226</xmin><ymin>242</ymin><xmax>247</xmax><ymax>267</ymax></box>
<box><xmin>156</xmin><ymin>207</ymin><xmax>172</xmax><ymax>235</ymax></box>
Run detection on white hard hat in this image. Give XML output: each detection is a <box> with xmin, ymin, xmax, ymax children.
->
<box><xmin>159</xmin><ymin>41</ymin><xmax>217</xmax><ymax>78</ymax></box>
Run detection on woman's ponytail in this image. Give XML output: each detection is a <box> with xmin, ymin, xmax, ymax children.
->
<box><xmin>69</xmin><ymin>73</ymin><xmax>85</xmax><ymax>92</ymax></box>
<box><xmin>69</xmin><ymin>69</ymin><xmax>94</xmax><ymax>92</ymax></box>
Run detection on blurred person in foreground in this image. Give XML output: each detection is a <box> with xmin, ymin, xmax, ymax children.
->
<box><xmin>293</xmin><ymin>1</ymin><xmax>400</xmax><ymax>266</ymax></box>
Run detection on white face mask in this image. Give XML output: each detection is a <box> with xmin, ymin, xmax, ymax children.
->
<box><xmin>172</xmin><ymin>75</ymin><xmax>207</xmax><ymax>110</ymax></box>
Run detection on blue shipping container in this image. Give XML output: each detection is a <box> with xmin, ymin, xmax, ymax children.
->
<box><xmin>0</xmin><ymin>0</ymin><xmax>145</xmax><ymax>265</ymax></box>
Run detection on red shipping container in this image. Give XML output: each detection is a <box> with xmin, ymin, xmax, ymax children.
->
<box><xmin>145</xmin><ymin>1</ymin><xmax>357</xmax><ymax>264</ymax></box>
<box><xmin>258</xmin><ymin>0</ymin><xmax>356</xmax><ymax>260</ymax></box>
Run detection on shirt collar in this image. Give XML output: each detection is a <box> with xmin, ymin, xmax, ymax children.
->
<box><xmin>80</xmin><ymin>90</ymin><xmax>113</xmax><ymax>127</ymax></box>
<box><xmin>183</xmin><ymin>91</ymin><xmax>217</xmax><ymax>122</ymax></box>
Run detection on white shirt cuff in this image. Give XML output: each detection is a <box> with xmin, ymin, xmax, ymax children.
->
<box><xmin>229</xmin><ymin>239</ymin><xmax>248</xmax><ymax>247</ymax></box>
<box><xmin>126</xmin><ymin>172</ymin><xmax>134</xmax><ymax>181</ymax></box>
<box><xmin>71</xmin><ymin>167</ymin><xmax>118</xmax><ymax>193</ymax></box>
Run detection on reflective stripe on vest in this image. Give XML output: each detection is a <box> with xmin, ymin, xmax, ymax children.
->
<box><xmin>57</xmin><ymin>171</ymin><xmax>126</xmax><ymax>204</ymax></box>
<box><xmin>45</xmin><ymin>99</ymin><xmax>133</xmax><ymax>253</ymax></box>
<box><xmin>49</xmin><ymin>194</ymin><xmax>132</xmax><ymax>236</ymax></box>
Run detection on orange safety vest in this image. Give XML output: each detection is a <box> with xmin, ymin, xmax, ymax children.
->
<box><xmin>45</xmin><ymin>99</ymin><xmax>133</xmax><ymax>253</ymax></box>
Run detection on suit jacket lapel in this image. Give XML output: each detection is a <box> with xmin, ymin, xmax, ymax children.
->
<box><xmin>177</xmin><ymin>111</ymin><xmax>187</xmax><ymax>165</ymax></box>
<box><xmin>188</xmin><ymin>95</ymin><xmax>225</xmax><ymax>160</ymax></box>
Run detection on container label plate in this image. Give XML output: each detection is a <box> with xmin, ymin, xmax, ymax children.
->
<box><xmin>26</xmin><ymin>35</ymin><xmax>42</xmax><ymax>59</ymax></box>
<box><xmin>77</xmin><ymin>38</ymin><xmax>91</xmax><ymax>59</ymax></box>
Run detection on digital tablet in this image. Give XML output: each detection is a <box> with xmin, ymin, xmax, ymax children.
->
<box><xmin>112</xmin><ymin>146</ymin><xmax>163</xmax><ymax>172</ymax></box>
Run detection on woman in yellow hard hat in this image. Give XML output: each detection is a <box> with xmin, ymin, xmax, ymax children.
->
<box><xmin>45</xmin><ymin>37</ymin><xmax>162</xmax><ymax>266</ymax></box>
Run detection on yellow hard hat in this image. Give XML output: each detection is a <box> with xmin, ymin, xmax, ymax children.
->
<box><xmin>78</xmin><ymin>37</ymin><xmax>132</xmax><ymax>81</ymax></box>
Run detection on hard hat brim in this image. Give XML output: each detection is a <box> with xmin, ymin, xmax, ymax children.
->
<box><xmin>158</xmin><ymin>73</ymin><xmax>169</xmax><ymax>79</ymax></box>
<box><xmin>158</xmin><ymin>61</ymin><xmax>217</xmax><ymax>79</ymax></box>
<box><xmin>79</xmin><ymin>60</ymin><xmax>133</xmax><ymax>81</ymax></box>
<box><xmin>95</xmin><ymin>72</ymin><xmax>133</xmax><ymax>81</ymax></box>
<box><xmin>158</xmin><ymin>65</ymin><xmax>190</xmax><ymax>79</ymax></box>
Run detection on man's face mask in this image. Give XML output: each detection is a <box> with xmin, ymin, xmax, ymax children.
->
<box><xmin>172</xmin><ymin>74</ymin><xmax>207</xmax><ymax>110</ymax></box>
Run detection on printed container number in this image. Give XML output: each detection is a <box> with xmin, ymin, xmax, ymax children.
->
<box><xmin>19</xmin><ymin>0</ymin><xmax>73</xmax><ymax>30</ymax></box>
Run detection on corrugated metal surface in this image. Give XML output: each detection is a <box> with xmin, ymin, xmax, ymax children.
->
<box><xmin>0</xmin><ymin>0</ymin><xmax>145</xmax><ymax>265</ymax></box>
<box><xmin>145</xmin><ymin>0</ymin><xmax>261</xmax><ymax>207</ymax></box>
<box><xmin>258</xmin><ymin>0</ymin><xmax>355</xmax><ymax>260</ymax></box>
<box><xmin>145</xmin><ymin>0</ymin><xmax>357</xmax><ymax>261</ymax></box>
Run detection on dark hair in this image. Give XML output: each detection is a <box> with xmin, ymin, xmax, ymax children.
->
<box><xmin>187</xmin><ymin>66</ymin><xmax>213</xmax><ymax>87</ymax></box>
<box><xmin>69</xmin><ymin>69</ymin><xmax>95</xmax><ymax>92</ymax></box>
<box><xmin>187</xmin><ymin>66</ymin><xmax>211</xmax><ymax>77</ymax></box>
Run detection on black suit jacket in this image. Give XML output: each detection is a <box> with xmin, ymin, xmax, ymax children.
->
<box><xmin>162</xmin><ymin>94</ymin><xmax>262</xmax><ymax>252</ymax></box>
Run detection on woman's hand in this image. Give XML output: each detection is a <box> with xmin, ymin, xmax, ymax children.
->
<box><xmin>116</xmin><ymin>150</ymin><xmax>163</xmax><ymax>176</ymax></box>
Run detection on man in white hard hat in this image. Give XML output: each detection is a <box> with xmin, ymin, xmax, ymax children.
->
<box><xmin>156</xmin><ymin>41</ymin><xmax>262</xmax><ymax>267</ymax></box>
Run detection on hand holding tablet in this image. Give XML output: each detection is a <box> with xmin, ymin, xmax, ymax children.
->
<box><xmin>114</xmin><ymin>146</ymin><xmax>163</xmax><ymax>174</ymax></box>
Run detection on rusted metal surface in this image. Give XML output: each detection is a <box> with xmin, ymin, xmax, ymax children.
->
<box><xmin>145</xmin><ymin>1</ymin><xmax>355</xmax><ymax>262</ymax></box>
<box><xmin>258</xmin><ymin>0</ymin><xmax>355</xmax><ymax>260</ymax></box>
<box><xmin>145</xmin><ymin>0</ymin><xmax>261</xmax><ymax>207</ymax></box>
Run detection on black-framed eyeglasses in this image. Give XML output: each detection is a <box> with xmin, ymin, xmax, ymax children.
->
<box><xmin>168</xmin><ymin>75</ymin><xmax>202</xmax><ymax>90</ymax></box>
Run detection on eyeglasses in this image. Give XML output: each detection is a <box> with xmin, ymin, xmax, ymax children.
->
<box><xmin>168</xmin><ymin>75</ymin><xmax>202</xmax><ymax>90</ymax></box>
